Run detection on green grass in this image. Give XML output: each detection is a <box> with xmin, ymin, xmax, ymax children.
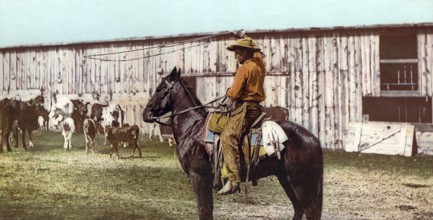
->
<box><xmin>324</xmin><ymin>149</ymin><xmax>433</xmax><ymax>178</ymax></box>
<box><xmin>1</xmin><ymin>131</ymin><xmax>432</xmax><ymax>220</ymax></box>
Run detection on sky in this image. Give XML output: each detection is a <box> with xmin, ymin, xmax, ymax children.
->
<box><xmin>0</xmin><ymin>0</ymin><xmax>432</xmax><ymax>48</ymax></box>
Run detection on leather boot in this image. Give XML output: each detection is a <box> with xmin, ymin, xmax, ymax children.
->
<box><xmin>217</xmin><ymin>181</ymin><xmax>240</xmax><ymax>195</ymax></box>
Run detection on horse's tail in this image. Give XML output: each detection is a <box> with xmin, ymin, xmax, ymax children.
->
<box><xmin>316</xmin><ymin>163</ymin><xmax>324</xmax><ymax>220</ymax></box>
<box><xmin>312</xmin><ymin>145</ymin><xmax>324</xmax><ymax>220</ymax></box>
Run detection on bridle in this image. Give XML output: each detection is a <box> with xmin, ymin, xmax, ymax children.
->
<box><xmin>149</xmin><ymin>79</ymin><xmax>225</xmax><ymax>126</ymax></box>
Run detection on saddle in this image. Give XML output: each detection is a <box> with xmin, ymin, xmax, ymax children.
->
<box><xmin>203</xmin><ymin>111</ymin><xmax>288</xmax><ymax>188</ymax></box>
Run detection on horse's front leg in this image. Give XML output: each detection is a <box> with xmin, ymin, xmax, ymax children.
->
<box><xmin>190</xmin><ymin>171</ymin><xmax>213</xmax><ymax>220</ymax></box>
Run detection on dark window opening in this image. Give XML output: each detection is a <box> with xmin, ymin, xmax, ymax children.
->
<box><xmin>380</xmin><ymin>34</ymin><xmax>417</xmax><ymax>59</ymax></box>
<box><xmin>380</xmin><ymin>34</ymin><xmax>418</xmax><ymax>92</ymax></box>
<box><xmin>363</xmin><ymin>97</ymin><xmax>432</xmax><ymax>123</ymax></box>
<box><xmin>380</xmin><ymin>63</ymin><xmax>418</xmax><ymax>91</ymax></box>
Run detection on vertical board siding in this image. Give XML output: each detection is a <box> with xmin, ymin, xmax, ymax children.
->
<box><xmin>0</xmin><ymin>52</ymin><xmax>4</xmax><ymax>94</ymax></box>
<box><xmin>418</xmin><ymin>32</ymin><xmax>433</xmax><ymax>97</ymax></box>
<box><xmin>1</xmin><ymin>30</ymin><xmax>432</xmax><ymax>149</ymax></box>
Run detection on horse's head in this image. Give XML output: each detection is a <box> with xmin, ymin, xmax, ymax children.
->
<box><xmin>142</xmin><ymin>67</ymin><xmax>181</xmax><ymax>123</ymax></box>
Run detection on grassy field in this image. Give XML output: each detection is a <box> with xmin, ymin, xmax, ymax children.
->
<box><xmin>0</xmin><ymin>131</ymin><xmax>432</xmax><ymax>220</ymax></box>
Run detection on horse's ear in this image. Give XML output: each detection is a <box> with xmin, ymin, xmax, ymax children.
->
<box><xmin>175</xmin><ymin>68</ymin><xmax>181</xmax><ymax>80</ymax></box>
<box><xmin>167</xmin><ymin>67</ymin><xmax>177</xmax><ymax>81</ymax></box>
<box><xmin>168</xmin><ymin>67</ymin><xmax>181</xmax><ymax>81</ymax></box>
<box><xmin>170</xmin><ymin>67</ymin><xmax>177</xmax><ymax>75</ymax></box>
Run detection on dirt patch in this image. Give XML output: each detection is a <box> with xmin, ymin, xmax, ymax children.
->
<box><xmin>0</xmin><ymin>132</ymin><xmax>432</xmax><ymax>219</ymax></box>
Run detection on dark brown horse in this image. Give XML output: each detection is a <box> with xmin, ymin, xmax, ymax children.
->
<box><xmin>142</xmin><ymin>67</ymin><xmax>323</xmax><ymax>220</ymax></box>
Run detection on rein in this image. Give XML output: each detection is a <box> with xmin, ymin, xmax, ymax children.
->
<box><xmin>149</xmin><ymin>79</ymin><xmax>226</xmax><ymax>125</ymax></box>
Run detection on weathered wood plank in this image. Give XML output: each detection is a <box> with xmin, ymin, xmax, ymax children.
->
<box><xmin>0</xmin><ymin>52</ymin><xmax>4</xmax><ymax>96</ymax></box>
<box><xmin>355</xmin><ymin>36</ymin><xmax>363</xmax><ymax>122</ymax></box>
<box><xmin>294</xmin><ymin>38</ymin><xmax>303</xmax><ymax>124</ymax></box>
<box><xmin>302</xmin><ymin>37</ymin><xmax>310</xmax><ymax>129</ymax></box>
<box><xmin>270</xmin><ymin>35</ymin><xmax>280</xmax><ymax>72</ymax></box>
<box><xmin>370</xmin><ymin>35</ymin><xmax>380</xmax><ymax>96</ymax></box>
<box><xmin>361</xmin><ymin>35</ymin><xmax>371</xmax><ymax>96</ymax></box>
<box><xmin>317</xmin><ymin>37</ymin><xmax>326</xmax><ymax>147</ymax></box>
<box><xmin>325</xmin><ymin>36</ymin><xmax>335</xmax><ymax>148</ymax></box>
<box><xmin>339</xmin><ymin>35</ymin><xmax>350</xmax><ymax>140</ymax></box>
<box><xmin>333</xmin><ymin>34</ymin><xmax>343</xmax><ymax>149</ymax></box>
<box><xmin>348</xmin><ymin>36</ymin><xmax>357</xmax><ymax>123</ymax></box>
<box><xmin>10</xmin><ymin>52</ymin><xmax>17</xmax><ymax>92</ymax></box>
<box><xmin>426</xmin><ymin>33</ymin><xmax>433</xmax><ymax>96</ymax></box>
<box><xmin>5</xmin><ymin>52</ymin><xmax>11</xmax><ymax>94</ymax></box>
<box><xmin>288</xmin><ymin>38</ymin><xmax>296</xmax><ymax>120</ymax></box>
<box><xmin>418</xmin><ymin>33</ymin><xmax>426</xmax><ymax>96</ymax></box>
<box><xmin>345</xmin><ymin>122</ymin><xmax>416</xmax><ymax>157</ymax></box>
<box><xmin>16</xmin><ymin>51</ymin><xmax>23</xmax><ymax>90</ymax></box>
<box><xmin>308</xmin><ymin>37</ymin><xmax>319</xmax><ymax>136</ymax></box>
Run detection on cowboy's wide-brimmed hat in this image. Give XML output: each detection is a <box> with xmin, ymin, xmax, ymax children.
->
<box><xmin>227</xmin><ymin>37</ymin><xmax>260</xmax><ymax>52</ymax></box>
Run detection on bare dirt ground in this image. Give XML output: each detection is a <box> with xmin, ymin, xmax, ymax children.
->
<box><xmin>0</xmin><ymin>131</ymin><xmax>432</xmax><ymax>220</ymax></box>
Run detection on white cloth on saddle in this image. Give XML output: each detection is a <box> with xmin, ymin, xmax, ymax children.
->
<box><xmin>262</xmin><ymin>121</ymin><xmax>288</xmax><ymax>156</ymax></box>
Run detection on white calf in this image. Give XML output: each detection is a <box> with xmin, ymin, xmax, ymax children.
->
<box><xmin>61</xmin><ymin>117</ymin><xmax>75</xmax><ymax>150</ymax></box>
<box><xmin>52</xmin><ymin>114</ymin><xmax>75</xmax><ymax>150</ymax></box>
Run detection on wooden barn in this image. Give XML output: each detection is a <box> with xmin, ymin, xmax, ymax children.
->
<box><xmin>1</xmin><ymin>23</ymin><xmax>433</xmax><ymax>155</ymax></box>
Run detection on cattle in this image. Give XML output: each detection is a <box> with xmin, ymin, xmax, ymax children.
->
<box><xmin>83</xmin><ymin>118</ymin><xmax>97</xmax><ymax>154</ymax></box>
<box><xmin>0</xmin><ymin>98</ymin><xmax>13</xmax><ymax>152</ymax></box>
<box><xmin>89</xmin><ymin>103</ymin><xmax>109</xmax><ymax>133</ymax></box>
<box><xmin>50</xmin><ymin>96</ymin><xmax>74</xmax><ymax>117</ymax></box>
<box><xmin>70</xmin><ymin>99</ymin><xmax>89</xmax><ymax>133</ymax></box>
<box><xmin>101</xmin><ymin>104</ymin><xmax>125</xmax><ymax>128</ymax></box>
<box><xmin>37</xmin><ymin>107</ymin><xmax>49</xmax><ymax>131</ymax></box>
<box><xmin>38</xmin><ymin>116</ymin><xmax>45</xmax><ymax>131</ymax></box>
<box><xmin>0</xmin><ymin>96</ymin><xmax>45</xmax><ymax>151</ymax></box>
<box><xmin>148</xmin><ymin>122</ymin><xmax>176</xmax><ymax>147</ymax></box>
<box><xmin>148</xmin><ymin>123</ymin><xmax>163</xmax><ymax>141</ymax></box>
<box><xmin>50</xmin><ymin>95</ymin><xmax>88</xmax><ymax>133</ymax></box>
<box><xmin>160</xmin><ymin>125</ymin><xmax>175</xmax><ymax>147</ymax></box>
<box><xmin>104</xmin><ymin>125</ymin><xmax>141</xmax><ymax>159</ymax></box>
<box><xmin>52</xmin><ymin>115</ymin><xmax>75</xmax><ymax>150</ymax></box>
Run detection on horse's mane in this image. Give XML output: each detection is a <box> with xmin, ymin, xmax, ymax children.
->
<box><xmin>179</xmin><ymin>78</ymin><xmax>207</xmax><ymax>117</ymax></box>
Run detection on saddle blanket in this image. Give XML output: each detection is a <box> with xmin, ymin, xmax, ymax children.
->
<box><xmin>205</xmin><ymin>121</ymin><xmax>288</xmax><ymax>157</ymax></box>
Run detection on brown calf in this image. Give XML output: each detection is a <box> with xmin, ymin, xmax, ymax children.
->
<box><xmin>104</xmin><ymin>125</ymin><xmax>141</xmax><ymax>159</ymax></box>
<box><xmin>83</xmin><ymin>118</ymin><xmax>97</xmax><ymax>154</ymax></box>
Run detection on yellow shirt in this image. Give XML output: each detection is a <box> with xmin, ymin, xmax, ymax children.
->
<box><xmin>227</xmin><ymin>53</ymin><xmax>266</xmax><ymax>102</ymax></box>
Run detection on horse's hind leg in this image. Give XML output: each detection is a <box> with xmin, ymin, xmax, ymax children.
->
<box><xmin>301</xmin><ymin>175</ymin><xmax>323</xmax><ymax>220</ymax></box>
<box><xmin>276</xmin><ymin>175</ymin><xmax>304</xmax><ymax>220</ymax></box>
<box><xmin>190</xmin><ymin>171</ymin><xmax>213</xmax><ymax>220</ymax></box>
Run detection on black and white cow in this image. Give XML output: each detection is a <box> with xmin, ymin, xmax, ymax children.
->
<box><xmin>89</xmin><ymin>103</ymin><xmax>109</xmax><ymax>133</ymax></box>
<box><xmin>49</xmin><ymin>95</ymin><xmax>88</xmax><ymax>133</ymax></box>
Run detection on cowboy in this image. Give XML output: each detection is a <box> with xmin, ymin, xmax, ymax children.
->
<box><xmin>218</xmin><ymin>34</ymin><xmax>266</xmax><ymax>195</ymax></box>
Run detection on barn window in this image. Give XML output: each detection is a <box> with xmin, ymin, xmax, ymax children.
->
<box><xmin>363</xmin><ymin>32</ymin><xmax>432</xmax><ymax>124</ymax></box>
<box><xmin>363</xmin><ymin>97</ymin><xmax>432</xmax><ymax>123</ymax></box>
<box><xmin>379</xmin><ymin>33</ymin><xmax>418</xmax><ymax>94</ymax></box>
